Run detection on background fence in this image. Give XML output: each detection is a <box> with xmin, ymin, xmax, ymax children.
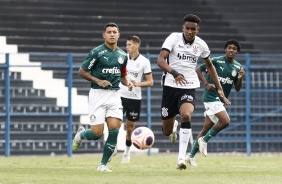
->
<box><xmin>1</xmin><ymin>53</ymin><xmax>282</xmax><ymax>157</ymax></box>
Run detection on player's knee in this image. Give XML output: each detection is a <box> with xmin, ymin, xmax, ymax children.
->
<box><xmin>162</xmin><ymin>127</ymin><xmax>171</xmax><ymax>136</ymax></box>
<box><xmin>90</xmin><ymin>126</ymin><xmax>104</xmax><ymax>137</ymax></box>
<box><xmin>180</xmin><ymin>112</ymin><xmax>192</xmax><ymax>122</ymax></box>
<box><xmin>94</xmin><ymin>131</ymin><xmax>103</xmax><ymax>137</ymax></box>
<box><xmin>225</xmin><ymin>117</ymin><xmax>231</xmax><ymax>124</ymax></box>
<box><xmin>222</xmin><ymin>117</ymin><xmax>230</xmax><ymax>128</ymax></box>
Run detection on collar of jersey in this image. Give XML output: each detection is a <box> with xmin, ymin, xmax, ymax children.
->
<box><xmin>128</xmin><ymin>54</ymin><xmax>140</xmax><ymax>61</ymax></box>
<box><xmin>182</xmin><ymin>33</ymin><xmax>195</xmax><ymax>45</ymax></box>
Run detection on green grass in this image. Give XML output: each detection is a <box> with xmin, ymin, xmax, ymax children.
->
<box><xmin>0</xmin><ymin>153</ymin><xmax>281</xmax><ymax>184</ymax></box>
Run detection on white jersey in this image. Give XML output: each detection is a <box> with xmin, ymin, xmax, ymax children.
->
<box><xmin>161</xmin><ymin>32</ymin><xmax>210</xmax><ymax>89</ymax></box>
<box><xmin>119</xmin><ymin>54</ymin><xmax>152</xmax><ymax>100</ymax></box>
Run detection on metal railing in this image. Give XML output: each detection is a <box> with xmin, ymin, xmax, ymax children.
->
<box><xmin>1</xmin><ymin>53</ymin><xmax>282</xmax><ymax>157</ymax></box>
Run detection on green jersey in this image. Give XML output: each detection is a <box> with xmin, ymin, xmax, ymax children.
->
<box><xmin>81</xmin><ymin>44</ymin><xmax>128</xmax><ymax>90</ymax></box>
<box><xmin>200</xmin><ymin>56</ymin><xmax>242</xmax><ymax>102</ymax></box>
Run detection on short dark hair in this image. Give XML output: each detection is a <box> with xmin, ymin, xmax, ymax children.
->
<box><xmin>183</xmin><ymin>14</ymin><xmax>201</xmax><ymax>24</ymax></box>
<box><xmin>225</xmin><ymin>39</ymin><xmax>241</xmax><ymax>52</ymax></box>
<box><xmin>104</xmin><ymin>22</ymin><xmax>119</xmax><ymax>31</ymax></box>
<box><xmin>127</xmin><ymin>35</ymin><xmax>141</xmax><ymax>45</ymax></box>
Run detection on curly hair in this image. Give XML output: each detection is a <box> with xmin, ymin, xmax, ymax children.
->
<box><xmin>225</xmin><ymin>39</ymin><xmax>241</xmax><ymax>52</ymax></box>
<box><xmin>183</xmin><ymin>14</ymin><xmax>201</xmax><ymax>24</ymax></box>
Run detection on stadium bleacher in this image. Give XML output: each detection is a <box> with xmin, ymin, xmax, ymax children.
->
<box><xmin>206</xmin><ymin>0</ymin><xmax>282</xmax><ymax>53</ymax></box>
<box><xmin>0</xmin><ymin>0</ymin><xmax>257</xmax><ymax>54</ymax></box>
<box><xmin>1</xmin><ymin>0</ymin><xmax>282</xmax><ymax>155</ymax></box>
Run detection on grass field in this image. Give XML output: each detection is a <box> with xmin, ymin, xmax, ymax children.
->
<box><xmin>0</xmin><ymin>153</ymin><xmax>281</xmax><ymax>184</ymax></box>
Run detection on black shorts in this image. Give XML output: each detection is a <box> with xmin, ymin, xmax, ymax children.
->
<box><xmin>121</xmin><ymin>97</ymin><xmax>141</xmax><ymax>121</ymax></box>
<box><xmin>161</xmin><ymin>86</ymin><xmax>196</xmax><ymax>120</ymax></box>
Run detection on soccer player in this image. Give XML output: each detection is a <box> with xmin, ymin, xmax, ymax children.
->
<box><xmin>188</xmin><ymin>39</ymin><xmax>245</xmax><ymax>166</ymax></box>
<box><xmin>72</xmin><ymin>22</ymin><xmax>133</xmax><ymax>172</ymax></box>
<box><xmin>119</xmin><ymin>35</ymin><xmax>154</xmax><ymax>163</ymax></box>
<box><xmin>157</xmin><ymin>14</ymin><xmax>230</xmax><ymax>170</ymax></box>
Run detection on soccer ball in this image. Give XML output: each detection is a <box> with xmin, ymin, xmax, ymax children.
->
<box><xmin>131</xmin><ymin>127</ymin><xmax>155</xmax><ymax>150</ymax></box>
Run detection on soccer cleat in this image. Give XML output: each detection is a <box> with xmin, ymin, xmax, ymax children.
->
<box><xmin>72</xmin><ymin>126</ymin><xmax>85</xmax><ymax>150</ymax></box>
<box><xmin>108</xmin><ymin>147</ymin><xmax>117</xmax><ymax>162</ymax></box>
<box><xmin>176</xmin><ymin>158</ymin><xmax>187</xmax><ymax>170</ymax></box>
<box><xmin>97</xmin><ymin>164</ymin><xmax>113</xmax><ymax>172</ymax></box>
<box><xmin>121</xmin><ymin>154</ymin><xmax>130</xmax><ymax>163</ymax></box>
<box><xmin>186</xmin><ymin>155</ymin><xmax>198</xmax><ymax>167</ymax></box>
<box><xmin>198</xmin><ymin>137</ymin><xmax>208</xmax><ymax>157</ymax></box>
<box><xmin>169</xmin><ymin>120</ymin><xmax>178</xmax><ymax>143</ymax></box>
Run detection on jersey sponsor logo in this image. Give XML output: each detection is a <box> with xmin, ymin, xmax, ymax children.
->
<box><xmin>118</xmin><ymin>56</ymin><xmax>124</xmax><ymax>64</ymax></box>
<box><xmin>102</xmin><ymin>67</ymin><xmax>121</xmax><ymax>74</ymax></box>
<box><xmin>104</xmin><ymin>56</ymin><xmax>109</xmax><ymax>61</ymax></box>
<box><xmin>173</xmin><ymin>80</ymin><xmax>194</xmax><ymax>85</ymax></box>
<box><xmin>88</xmin><ymin>59</ymin><xmax>96</xmax><ymax>69</ymax></box>
<box><xmin>216</xmin><ymin>60</ymin><xmax>225</xmax><ymax>63</ymax></box>
<box><xmin>181</xmin><ymin>94</ymin><xmax>193</xmax><ymax>101</ymax></box>
<box><xmin>218</xmin><ymin>76</ymin><xmax>233</xmax><ymax>84</ymax></box>
<box><xmin>129</xmin><ymin>111</ymin><xmax>139</xmax><ymax>118</ymax></box>
<box><xmin>98</xmin><ymin>50</ymin><xmax>107</xmax><ymax>55</ymax></box>
<box><xmin>177</xmin><ymin>53</ymin><xmax>197</xmax><ymax>63</ymax></box>
<box><xmin>128</xmin><ymin>71</ymin><xmax>138</xmax><ymax>78</ymax></box>
<box><xmin>161</xmin><ymin>107</ymin><xmax>168</xmax><ymax>117</ymax></box>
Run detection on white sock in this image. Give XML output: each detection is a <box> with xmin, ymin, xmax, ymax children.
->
<box><xmin>124</xmin><ymin>146</ymin><xmax>131</xmax><ymax>155</ymax></box>
<box><xmin>178</xmin><ymin>128</ymin><xmax>191</xmax><ymax>160</ymax></box>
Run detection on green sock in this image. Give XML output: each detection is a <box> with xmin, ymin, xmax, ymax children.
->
<box><xmin>189</xmin><ymin>139</ymin><xmax>199</xmax><ymax>158</ymax></box>
<box><xmin>80</xmin><ymin>129</ymin><xmax>101</xmax><ymax>140</ymax></box>
<box><xmin>203</xmin><ymin>128</ymin><xmax>218</xmax><ymax>143</ymax></box>
<box><xmin>101</xmin><ymin>129</ymin><xmax>119</xmax><ymax>165</ymax></box>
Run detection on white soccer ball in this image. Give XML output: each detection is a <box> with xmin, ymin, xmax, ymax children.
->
<box><xmin>131</xmin><ymin>127</ymin><xmax>155</xmax><ymax>150</ymax></box>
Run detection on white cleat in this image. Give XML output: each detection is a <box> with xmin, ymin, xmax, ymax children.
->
<box><xmin>169</xmin><ymin>120</ymin><xmax>178</xmax><ymax>143</ymax></box>
<box><xmin>198</xmin><ymin>137</ymin><xmax>208</xmax><ymax>157</ymax></box>
<box><xmin>72</xmin><ymin>126</ymin><xmax>85</xmax><ymax>150</ymax></box>
<box><xmin>176</xmin><ymin>158</ymin><xmax>187</xmax><ymax>170</ymax></box>
<box><xmin>186</xmin><ymin>155</ymin><xmax>198</xmax><ymax>167</ymax></box>
<box><xmin>97</xmin><ymin>164</ymin><xmax>113</xmax><ymax>172</ymax></box>
<box><xmin>121</xmin><ymin>154</ymin><xmax>130</xmax><ymax>163</ymax></box>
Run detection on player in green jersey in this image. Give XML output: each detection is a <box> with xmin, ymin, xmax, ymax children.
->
<box><xmin>188</xmin><ymin>39</ymin><xmax>245</xmax><ymax>166</ymax></box>
<box><xmin>72</xmin><ymin>22</ymin><xmax>133</xmax><ymax>172</ymax></box>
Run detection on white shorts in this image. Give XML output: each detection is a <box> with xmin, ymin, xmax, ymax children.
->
<box><xmin>88</xmin><ymin>89</ymin><xmax>123</xmax><ymax>125</ymax></box>
<box><xmin>203</xmin><ymin>102</ymin><xmax>226</xmax><ymax>124</ymax></box>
